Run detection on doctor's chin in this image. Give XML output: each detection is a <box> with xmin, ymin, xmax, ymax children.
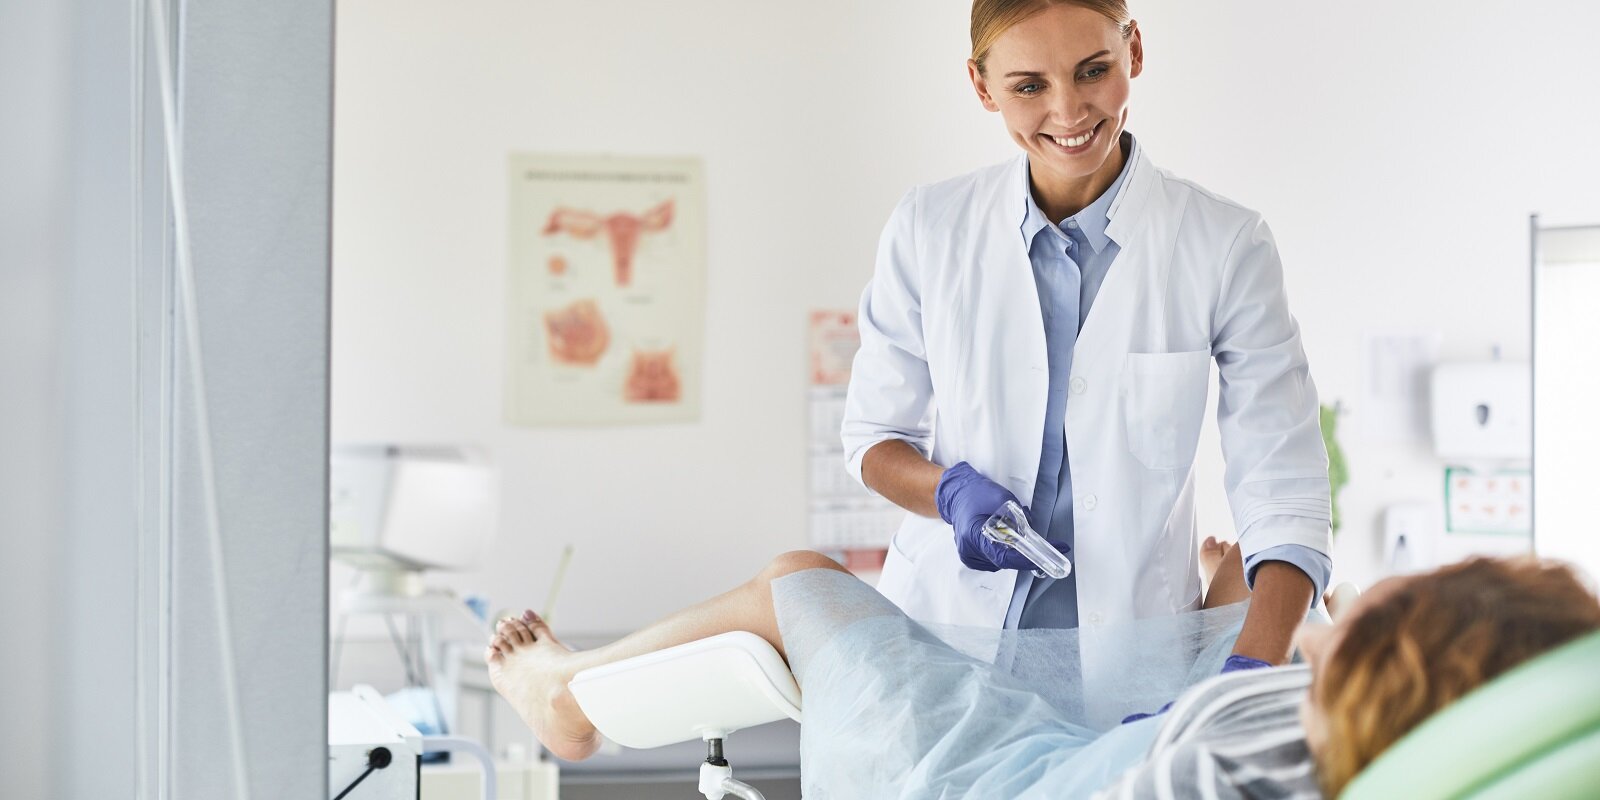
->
<box><xmin>6</xmin><ymin>0</ymin><xmax>1598</xmax><ymax>798</ymax></box>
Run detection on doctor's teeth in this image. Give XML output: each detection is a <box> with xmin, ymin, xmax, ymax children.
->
<box><xmin>1052</xmin><ymin>131</ymin><xmax>1093</xmax><ymax>148</ymax></box>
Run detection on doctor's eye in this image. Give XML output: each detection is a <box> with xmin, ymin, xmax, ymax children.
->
<box><xmin>1078</xmin><ymin>65</ymin><xmax>1109</xmax><ymax>81</ymax></box>
<box><xmin>1012</xmin><ymin>82</ymin><xmax>1044</xmax><ymax>95</ymax></box>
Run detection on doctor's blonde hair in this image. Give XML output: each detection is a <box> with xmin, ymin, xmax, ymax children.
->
<box><xmin>1311</xmin><ymin>557</ymin><xmax>1600</xmax><ymax>796</ymax></box>
<box><xmin>970</xmin><ymin>0</ymin><xmax>1135</xmax><ymax>76</ymax></box>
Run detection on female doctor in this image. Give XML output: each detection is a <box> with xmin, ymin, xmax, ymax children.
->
<box><xmin>841</xmin><ymin>0</ymin><xmax>1331</xmax><ymax>669</ymax></box>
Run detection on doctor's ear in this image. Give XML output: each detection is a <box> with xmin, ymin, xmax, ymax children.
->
<box><xmin>1125</xmin><ymin>21</ymin><xmax>1144</xmax><ymax>79</ymax></box>
<box><xmin>967</xmin><ymin>59</ymin><xmax>1000</xmax><ymax>112</ymax></box>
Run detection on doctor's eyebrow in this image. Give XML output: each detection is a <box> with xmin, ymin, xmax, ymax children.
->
<box><xmin>1003</xmin><ymin>50</ymin><xmax>1112</xmax><ymax>77</ymax></box>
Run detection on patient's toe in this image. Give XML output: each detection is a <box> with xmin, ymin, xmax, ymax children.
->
<box><xmin>527</xmin><ymin>618</ymin><xmax>561</xmax><ymax>646</ymax></box>
<box><xmin>508</xmin><ymin>618</ymin><xmax>537</xmax><ymax>645</ymax></box>
<box><xmin>496</xmin><ymin>623</ymin><xmax>516</xmax><ymax>646</ymax></box>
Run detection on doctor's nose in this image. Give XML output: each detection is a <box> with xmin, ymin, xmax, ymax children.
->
<box><xmin>1049</xmin><ymin>91</ymin><xmax>1090</xmax><ymax>131</ymax></box>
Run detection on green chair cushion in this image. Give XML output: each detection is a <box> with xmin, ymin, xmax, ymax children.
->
<box><xmin>1466</xmin><ymin>725</ymin><xmax>1600</xmax><ymax>800</ymax></box>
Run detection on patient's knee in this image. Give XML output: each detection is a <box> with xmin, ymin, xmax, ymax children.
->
<box><xmin>759</xmin><ymin>550</ymin><xmax>847</xmax><ymax>583</ymax></box>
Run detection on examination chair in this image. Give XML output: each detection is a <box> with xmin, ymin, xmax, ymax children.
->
<box><xmin>568</xmin><ymin>616</ymin><xmax>1600</xmax><ymax>800</ymax></box>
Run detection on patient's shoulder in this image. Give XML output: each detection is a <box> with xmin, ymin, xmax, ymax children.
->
<box><xmin>1096</xmin><ymin>734</ymin><xmax>1317</xmax><ymax>800</ymax></box>
<box><xmin>1095</xmin><ymin>667</ymin><xmax>1319</xmax><ymax>800</ymax></box>
<box><xmin>1161</xmin><ymin>665</ymin><xmax>1311</xmax><ymax>742</ymax></box>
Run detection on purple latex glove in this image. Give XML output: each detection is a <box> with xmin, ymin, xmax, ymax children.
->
<box><xmin>1121</xmin><ymin>656</ymin><xmax>1274</xmax><ymax>724</ymax></box>
<box><xmin>1120</xmin><ymin>701</ymin><xmax>1173</xmax><ymax>724</ymax></box>
<box><xmin>1221</xmin><ymin>654</ymin><xmax>1272</xmax><ymax>673</ymax></box>
<box><xmin>935</xmin><ymin>462</ymin><xmax>1068</xmax><ymax>572</ymax></box>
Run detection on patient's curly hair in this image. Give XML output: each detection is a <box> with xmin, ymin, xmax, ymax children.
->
<box><xmin>1312</xmin><ymin>557</ymin><xmax>1600</xmax><ymax>795</ymax></box>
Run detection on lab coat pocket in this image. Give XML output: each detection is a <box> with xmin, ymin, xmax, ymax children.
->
<box><xmin>1123</xmin><ymin>350</ymin><xmax>1211</xmax><ymax>470</ymax></box>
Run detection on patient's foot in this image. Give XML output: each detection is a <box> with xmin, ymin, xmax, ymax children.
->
<box><xmin>1200</xmin><ymin>536</ymin><xmax>1230</xmax><ymax>582</ymax></box>
<box><xmin>485</xmin><ymin>611</ymin><xmax>602</xmax><ymax>761</ymax></box>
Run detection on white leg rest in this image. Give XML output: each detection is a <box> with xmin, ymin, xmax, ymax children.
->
<box><xmin>567</xmin><ymin>631</ymin><xmax>803</xmax><ymax>750</ymax></box>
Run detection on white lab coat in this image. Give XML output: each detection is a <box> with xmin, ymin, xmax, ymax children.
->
<box><xmin>842</xmin><ymin>145</ymin><xmax>1331</xmax><ymax>633</ymax></box>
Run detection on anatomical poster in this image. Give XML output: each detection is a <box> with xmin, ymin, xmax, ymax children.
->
<box><xmin>506</xmin><ymin>154</ymin><xmax>705</xmax><ymax>426</ymax></box>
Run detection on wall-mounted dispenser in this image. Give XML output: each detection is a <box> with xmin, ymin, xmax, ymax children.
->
<box><xmin>1429</xmin><ymin>362</ymin><xmax>1531</xmax><ymax>460</ymax></box>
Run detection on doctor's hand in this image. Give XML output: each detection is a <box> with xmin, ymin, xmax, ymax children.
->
<box><xmin>936</xmin><ymin>462</ymin><xmax>1066</xmax><ymax>572</ymax></box>
<box><xmin>1220</xmin><ymin>654</ymin><xmax>1272</xmax><ymax>673</ymax></box>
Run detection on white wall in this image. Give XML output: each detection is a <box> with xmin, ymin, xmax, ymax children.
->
<box><xmin>332</xmin><ymin>0</ymin><xmax>1600</xmax><ymax>636</ymax></box>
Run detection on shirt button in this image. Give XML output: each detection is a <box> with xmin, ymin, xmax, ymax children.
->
<box><xmin>1083</xmin><ymin>493</ymin><xmax>1098</xmax><ymax>510</ymax></box>
<box><xmin>1066</xmin><ymin>219</ymin><xmax>1079</xmax><ymax>229</ymax></box>
<box><xmin>1069</xmin><ymin>376</ymin><xmax>1087</xmax><ymax>394</ymax></box>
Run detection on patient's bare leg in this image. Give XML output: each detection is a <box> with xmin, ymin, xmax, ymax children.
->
<box><xmin>1199</xmin><ymin>535</ymin><xmax>1228</xmax><ymax>582</ymax></box>
<box><xmin>1202</xmin><ymin>540</ymin><xmax>1250</xmax><ymax>609</ymax></box>
<box><xmin>485</xmin><ymin>550</ymin><xmax>850</xmax><ymax>761</ymax></box>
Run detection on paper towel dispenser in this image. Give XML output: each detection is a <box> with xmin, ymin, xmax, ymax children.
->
<box><xmin>1430</xmin><ymin>362</ymin><xmax>1531</xmax><ymax>460</ymax></box>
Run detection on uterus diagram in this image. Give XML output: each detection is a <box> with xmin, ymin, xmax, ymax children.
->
<box><xmin>540</xmin><ymin>199</ymin><xmax>675</xmax><ymax>288</ymax></box>
<box><xmin>542</xmin><ymin>299</ymin><xmax>611</xmax><ymax>366</ymax></box>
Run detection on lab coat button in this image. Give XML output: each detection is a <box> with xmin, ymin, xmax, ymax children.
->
<box><xmin>1089</xmin><ymin>612</ymin><xmax>1103</xmax><ymax>624</ymax></box>
<box><xmin>1069</xmin><ymin>376</ymin><xmax>1087</xmax><ymax>395</ymax></box>
<box><xmin>1083</xmin><ymin>494</ymin><xmax>1098</xmax><ymax>510</ymax></box>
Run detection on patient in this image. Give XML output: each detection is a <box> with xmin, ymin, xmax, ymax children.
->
<box><xmin>486</xmin><ymin>548</ymin><xmax>1600</xmax><ymax>797</ymax></box>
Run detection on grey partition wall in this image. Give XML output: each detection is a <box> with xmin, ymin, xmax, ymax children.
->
<box><xmin>167</xmin><ymin>0</ymin><xmax>333</xmax><ymax>796</ymax></box>
<box><xmin>0</xmin><ymin>3</ymin><xmax>73</xmax><ymax>799</ymax></box>
<box><xmin>0</xmin><ymin>0</ymin><xmax>333</xmax><ymax>797</ymax></box>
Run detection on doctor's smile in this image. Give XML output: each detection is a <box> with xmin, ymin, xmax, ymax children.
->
<box><xmin>1040</xmin><ymin>120</ymin><xmax>1104</xmax><ymax>154</ymax></box>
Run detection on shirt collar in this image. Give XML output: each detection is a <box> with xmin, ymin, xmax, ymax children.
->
<box><xmin>1018</xmin><ymin>130</ymin><xmax>1137</xmax><ymax>255</ymax></box>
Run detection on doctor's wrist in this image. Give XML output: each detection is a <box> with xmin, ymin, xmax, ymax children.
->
<box><xmin>933</xmin><ymin>461</ymin><xmax>975</xmax><ymax>524</ymax></box>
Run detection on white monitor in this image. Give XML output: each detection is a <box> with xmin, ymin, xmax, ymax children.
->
<box><xmin>330</xmin><ymin>444</ymin><xmax>498</xmax><ymax>572</ymax></box>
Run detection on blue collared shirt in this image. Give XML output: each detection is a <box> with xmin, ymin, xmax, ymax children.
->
<box><xmin>1004</xmin><ymin>132</ymin><xmax>1330</xmax><ymax>630</ymax></box>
